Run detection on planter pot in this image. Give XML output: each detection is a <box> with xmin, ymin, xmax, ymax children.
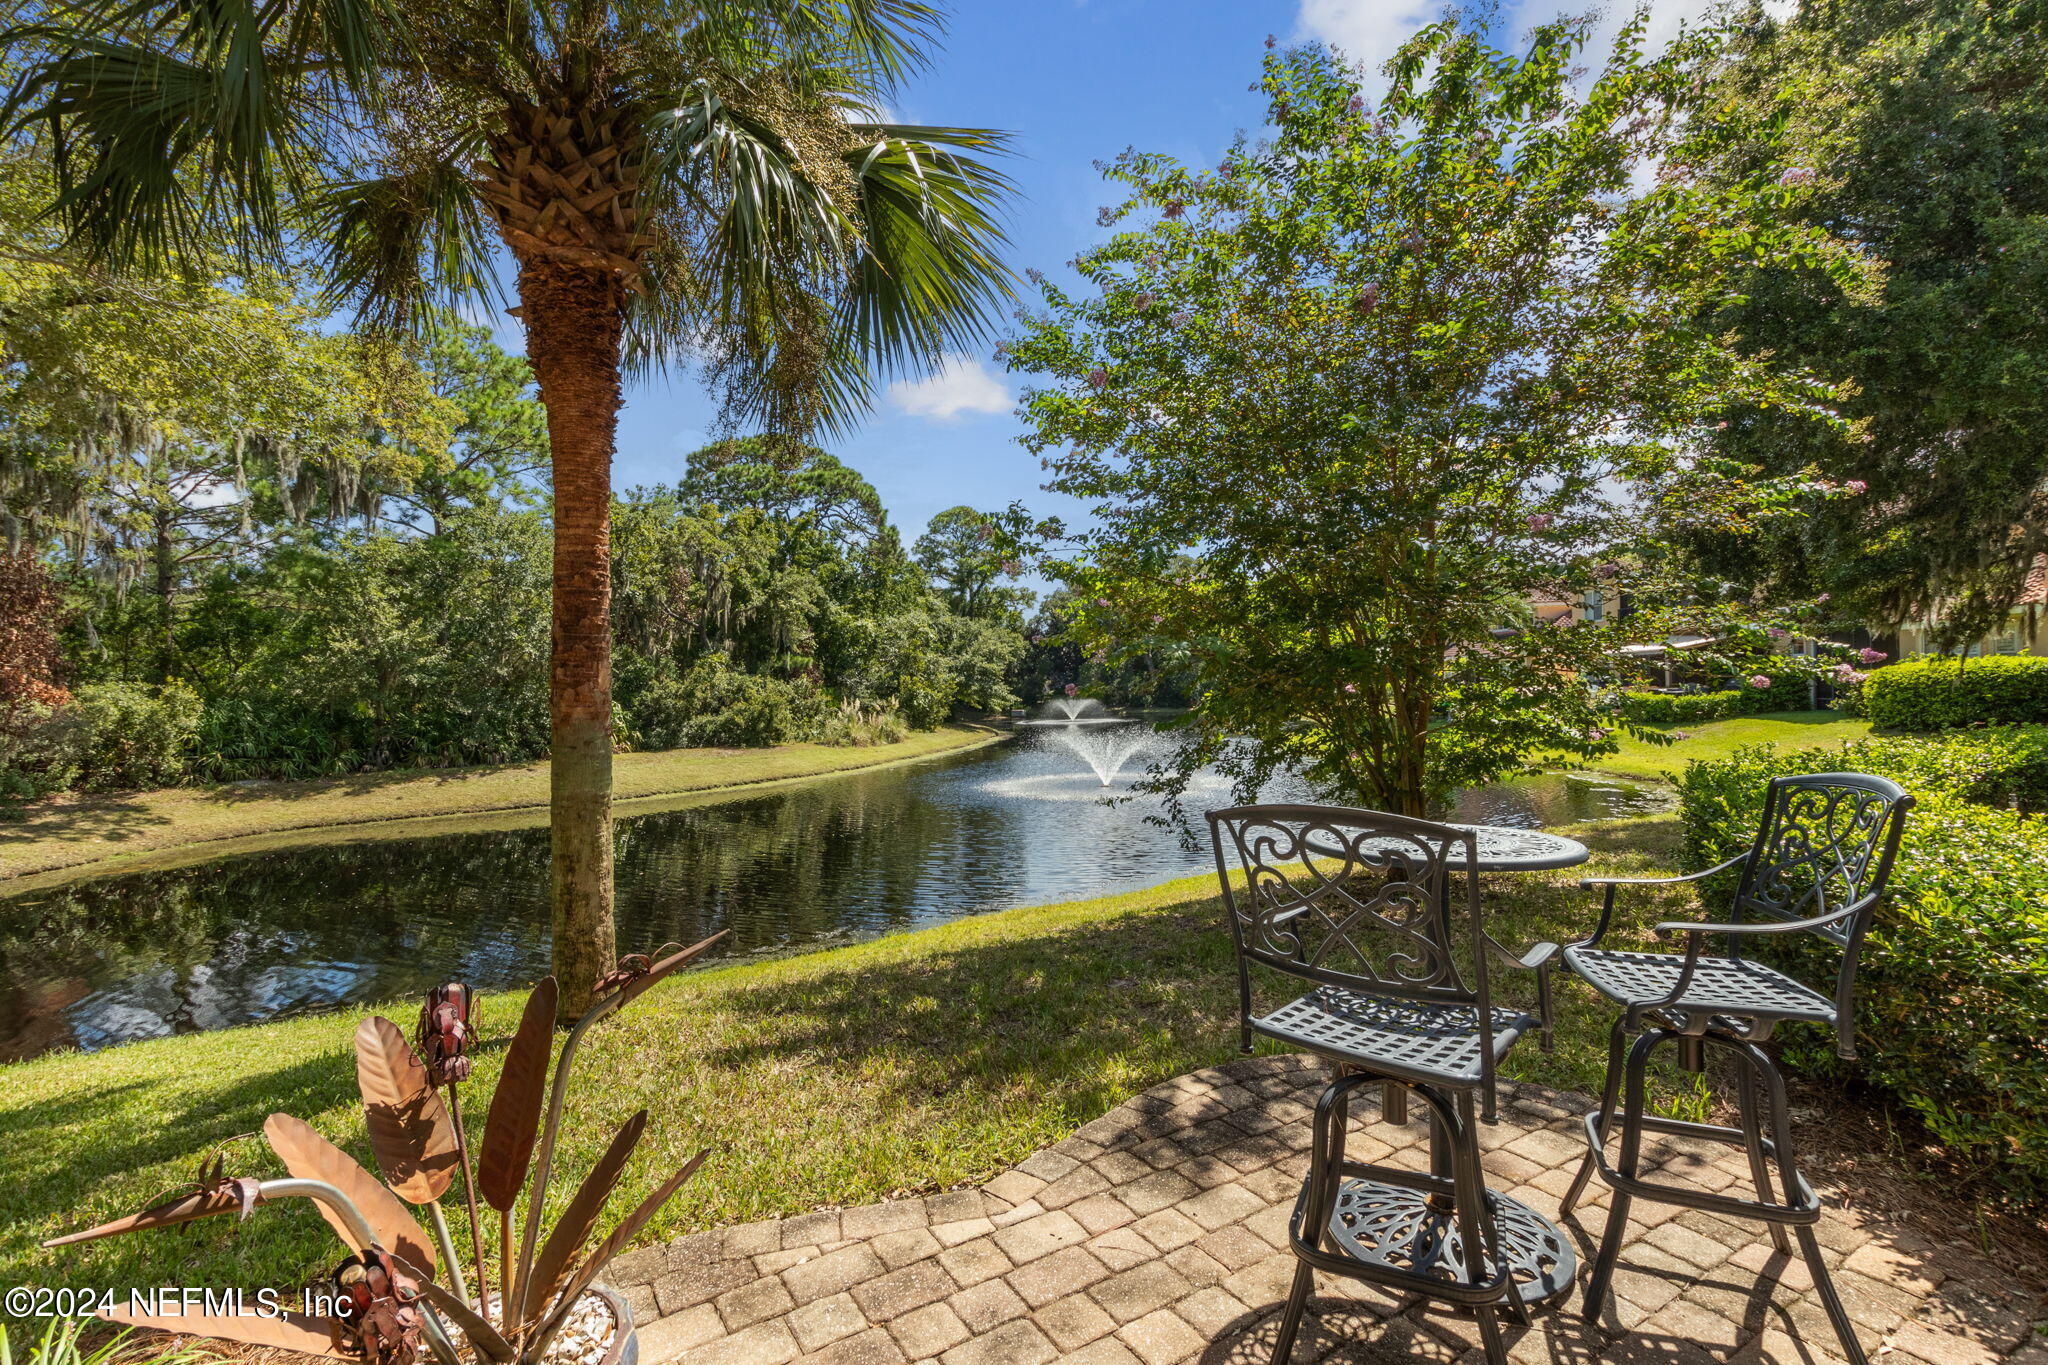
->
<box><xmin>592</xmin><ymin>1286</ymin><xmax>636</xmax><ymax>1365</ymax></box>
<box><xmin>528</xmin><ymin>1285</ymin><xmax>634</xmax><ymax>1365</ymax></box>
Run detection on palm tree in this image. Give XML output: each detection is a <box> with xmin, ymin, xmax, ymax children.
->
<box><xmin>6</xmin><ymin>0</ymin><xmax>1012</xmax><ymax>1017</ymax></box>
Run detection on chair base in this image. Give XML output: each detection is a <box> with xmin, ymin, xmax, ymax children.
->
<box><xmin>1316</xmin><ymin>1176</ymin><xmax>1576</xmax><ymax>1304</ymax></box>
<box><xmin>1561</xmin><ymin>1022</ymin><xmax>1869</xmax><ymax>1365</ymax></box>
<box><xmin>1272</xmin><ymin>1072</ymin><xmax>1573</xmax><ymax>1365</ymax></box>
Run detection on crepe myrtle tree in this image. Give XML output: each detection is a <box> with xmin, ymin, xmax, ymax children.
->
<box><xmin>6</xmin><ymin>0</ymin><xmax>1014</xmax><ymax>1017</ymax></box>
<box><xmin>1003</xmin><ymin>17</ymin><xmax>1856</xmax><ymax>819</ymax></box>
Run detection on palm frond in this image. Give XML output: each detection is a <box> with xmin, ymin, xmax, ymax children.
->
<box><xmin>630</xmin><ymin>84</ymin><xmax>1012</xmax><ymax>436</ymax></box>
<box><xmin>839</xmin><ymin>120</ymin><xmax>1013</xmax><ymax>374</ymax></box>
<box><xmin>0</xmin><ymin>0</ymin><xmax>404</xmax><ymax>270</ymax></box>
<box><xmin>304</xmin><ymin>157</ymin><xmax>501</xmax><ymax>331</ymax></box>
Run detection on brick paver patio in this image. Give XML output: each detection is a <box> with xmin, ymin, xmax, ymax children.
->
<box><xmin>604</xmin><ymin>1055</ymin><xmax>2044</xmax><ymax>1365</ymax></box>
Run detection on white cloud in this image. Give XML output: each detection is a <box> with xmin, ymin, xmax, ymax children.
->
<box><xmin>1294</xmin><ymin>0</ymin><xmax>1441</xmax><ymax>78</ymax></box>
<box><xmin>886</xmin><ymin>355</ymin><xmax>1011</xmax><ymax>423</ymax></box>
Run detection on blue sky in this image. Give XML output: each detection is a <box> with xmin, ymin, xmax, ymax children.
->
<box><xmin>473</xmin><ymin>0</ymin><xmax>1722</xmax><ymax>550</ymax></box>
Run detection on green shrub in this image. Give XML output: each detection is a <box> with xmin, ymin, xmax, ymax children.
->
<box><xmin>1622</xmin><ymin>690</ymin><xmax>1741</xmax><ymax>724</ymax></box>
<box><xmin>1620</xmin><ymin>674</ymin><xmax>1810</xmax><ymax>725</ymax></box>
<box><xmin>812</xmin><ymin>698</ymin><xmax>911</xmax><ymax>747</ymax></box>
<box><xmin>0</xmin><ymin>700</ymin><xmax>77</xmax><ymax>800</ymax></box>
<box><xmin>1677</xmin><ymin>739</ymin><xmax>2048</xmax><ymax>1201</ymax></box>
<box><xmin>64</xmin><ymin>682</ymin><xmax>203</xmax><ymax>790</ymax></box>
<box><xmin>624</xmin><ymin>655</ymin><xmax>823</xmax><ymax>749</ymax></box>
<box><xmin>0</xmin><ymin>683</ymin><xmax>202</xmax><ymax>797</ymax></box>
<box><xmin>1863</xmin><ymin>655</ymin><xmax>2048</xmax><ymax>730</ymax></box>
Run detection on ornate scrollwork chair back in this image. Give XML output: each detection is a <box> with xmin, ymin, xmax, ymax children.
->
<box><xmin>1209</xmin><ymin>804</ymin><xmax>1473</xmax><ymax>1003</ymax></box>
<box><xmin>1727</xmin><ymin>773</ymin><xmax>1911</xmax><ymax>1044</ymax></box>
<box><xmin>1207</xmin><ymin>804</ymin><xmax>1533</xmax><ymax>1121</ymax></box>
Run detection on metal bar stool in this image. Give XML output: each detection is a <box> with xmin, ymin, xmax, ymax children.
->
<box><xmin>1207</xmin><ymin>804</ymin><xmax>1572</xmax><ymax>1365</ymax></box>
<box><xmin>1557</xmin><ymin>772</ymin><xmax>1914</xmax><ymax>1365</ymax></box>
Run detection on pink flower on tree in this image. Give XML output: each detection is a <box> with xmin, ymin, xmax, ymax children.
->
<box><xmin>1860</xmin><ymin>647</ymin><xmax>1887</xmax><ymax>665</ymax></box>
<box><xmin>1087</xmin><ymin>368</ymin><xmax>1108</xmax><ymax>389</ymax></box>
<box><xmin>1134</xmin><ymin>291</ymin><xmax>1157</xmax><ymax>310</ymax></box>
<box><xmin>1348</xmin><ymin>94</ymin><xmax>1366</xmax><ymax>115</ymax></box>
<box><xmin>1001</xmin><ymin>559</ymin><xmax>1022</xmax><ymax>577</ymax></box>
<box><xmin>1168</xmin><ymin>309</ymin><xmax>1192</xmax><ymax>329</ymax></box>
<box><xmin>1354</xmin><ymin>282</ymin><xmax>1380</xmax><ymax>314</ymax></box>
<box><xmin>1064</xmin><ymin>683</ymin><xmax>1078</xmax><ymax>698</ymax></box>
<box><xmin>1844</xmin><ymin>479</ymin><xmax>1868</xmax><ymax>494</ymax></box>
<box><xmin>1343</xmin><ymin>682</ymin><xmax>1358</xmax><ymax>694</ymax></box>
<box><xmin>1779</xmin><ymin>166</ymin><xmax>1816</xmax><ymax>186</ymax></box>
<box><xmin>1527</xmin><ymin>513</ymin><xmax>1553</xmax><ymax>532</ymax></box>
<box><xmin>1767</xmin><ymin>627</ymin><xmax>1787</xmax><ymax>639</ymax></box>
<box><xmin>1749</xmin><ymin>675</ymin><xmax>1773</xmax><ymax>690</ymax></box>
<box><xmin>1164</xmin><ymin>200</ymin><xmax>1186</xmax><ymax>218</ymax></box>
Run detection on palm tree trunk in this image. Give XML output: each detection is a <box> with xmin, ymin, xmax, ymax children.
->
<box><xmin>516</xmin><ymin>259</ymin><xmax>624</xmax><ymax>1021</ymax></box>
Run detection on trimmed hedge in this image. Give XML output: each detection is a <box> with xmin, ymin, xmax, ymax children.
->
<box><xmin>1677</xmin><ymin>735</ymin><xmax>2048</xmax><ymax>1201</ymax></box>
<box><xmin>1620</xmin><ymin>673</ymin><xmax>1809</xmax><ymax>725</ymax></box>
<box><xmin>1863</xmin><ymin>654</ymin><xmax>2048</xmax><ymax>730</ymax></box>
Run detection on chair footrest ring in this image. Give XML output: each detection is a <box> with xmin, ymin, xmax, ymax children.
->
<box><xmin>1579</xmin><ymin>1111</ymin><xmax>1821</xmax><ymax>1225</ymax></box>
<box><xmin>1289</xmin><ymin>1173</ymin><xmax>1576</xmax><ymax>1306</ymax></box>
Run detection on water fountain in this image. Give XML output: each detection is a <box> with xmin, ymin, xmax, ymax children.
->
<box><xmin>1018</xmin><ymin>696</ymin><xmax>1125</xmax><ymax>725</ymax></box>
<box><xmin>1044</xmin><ymin>723</ymin><xmax>1154</xmax><ymax>786</ymax></box>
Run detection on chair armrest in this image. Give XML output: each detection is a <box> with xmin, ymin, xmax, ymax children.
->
<box><xmin>1652</xmin><ymin>894</ymin><xmax>1872</xmax><ymax>940</ymax></box>
<box><xmin>1484</xmin><ymin>937</ymin><xmax>1560</xmax><ymax>1053</ymax></box>
<box><xmin>1572</xmin><ymin>852</ymin><xmax>1749</xmax><ymax>950</ymax></box>
<box><xmin>1488</xmin><ymin>938</ymin><xmax>1561</xmax><ymax>973</ymax></box>
<box><xmin>1577</xmin><ymin>852</ymin><xmax>1749</xmax><ymax>891</ymax></box>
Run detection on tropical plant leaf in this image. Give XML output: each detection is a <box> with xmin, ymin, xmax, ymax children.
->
<box><xmin>42</xmin><ymin>1185</ymin><xmax>256</xmax><ymax>1247</ymax></box>
<box><xmin>478</xmin><ymin>976</ymin><xmax>557</xmax><ymax>1212</ymax></box>
<box><xmin>392</xmin><ymin>1255</ymin><xmax>515</xmax><ymax>1362</ymax></box>
<box><xmin>516</xmin><ymin>1110</ymin><xmax>646</xmax><ymax>1328</ymax></box>
<box><xmin>98</xmin><ymin>1305</ymin><xmax>345</xmax><ymax>1357</ymax></box>
<box><xmin>354</xmin><ymin>1015</ymin><xmax>459</xmax><ymax>1204</ymax></box>
<box><xmin>263</xmin><ymin>1112</ymin><xmax>437</xmax><ymax>1274</ymax></box>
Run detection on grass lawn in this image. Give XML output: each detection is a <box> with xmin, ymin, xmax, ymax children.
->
<box><xmin>5</xmin><ymin>813</ymin><xmax>1730</xmax><ymax>1321</ymax></box>
<box><xmin>0</xmin><ymin>724</ymin><xmax>1002</xmax><ymax>885</ymax></box>
<box><xmin>1589</xmin><ymin>710</ymin><xmax>1874</xmax><ymax>782</ymax></box>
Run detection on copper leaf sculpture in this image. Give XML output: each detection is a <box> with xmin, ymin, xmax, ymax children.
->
<box><xmin>479</xmin><ymin>976</ymin><xmax>557</xmax><ymax>1211</ymax></box>
<box><xmin>99</xmin><ymin>1305</ymin><xmax>347</xmax><ymax>1358</ymax></box>
<box><xmin>518</xmin><ymin>1111</ymin><xmax>646</xmax><ymax>1322</ymax></box>
<box><xmin>43</xmin><ymin>933</ymin><xmax>724</xmax><ymax>1365</ymax></box>
<box><xmin>264</xmin><ymin>1113</ymin><xmax>437</xmax><ymax>1273</ymax></box>
<box><xmin>355</xmin><ymin>1016</ymin><xmax>460</xmax><ymax>1204</ymax></box>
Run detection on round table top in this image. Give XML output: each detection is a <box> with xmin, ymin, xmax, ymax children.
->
<box><xmin>1311</xmin><ymin>823</ymin><xmax>1590</xmax><ymax>873</ymax></box>
<box><xmin>1440</xmin><ymin>823</ymin><xmax>1590</xmax><ymax>872</ymax></box>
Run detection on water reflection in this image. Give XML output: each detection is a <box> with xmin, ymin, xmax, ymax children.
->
<box><xmin>0</xmin><ymin>728</ymin><xmax>1666</xmax><ymax>1061</ymax></box>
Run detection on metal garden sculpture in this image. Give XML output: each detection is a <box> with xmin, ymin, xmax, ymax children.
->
<box><xmin>44</xmin><ymin>934</ymin><xmax>725</xmax><ymax>1365</ymax></box>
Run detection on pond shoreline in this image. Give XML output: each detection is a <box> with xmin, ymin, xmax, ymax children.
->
<box><xmin>0</xmin><ymin>724</ymin><xmax>1006</xmax><ymax>889</ymax></box>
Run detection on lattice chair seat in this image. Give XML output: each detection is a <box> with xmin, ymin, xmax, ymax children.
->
<box><xmin>1563</xmin><ymin>946</ymin><xmax>1836</xmax><ymax>1024</ymax></box>
<box><xmin>1253</xmin><ymin>985</ymin><xmax>1538</xmax><ymax>1085</ymax></box>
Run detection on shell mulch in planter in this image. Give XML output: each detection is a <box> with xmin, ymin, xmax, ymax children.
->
<box><xmin>43</xmin><ymin>937</ymin><xmax>721</xmax><ymax>1365</ymax></box>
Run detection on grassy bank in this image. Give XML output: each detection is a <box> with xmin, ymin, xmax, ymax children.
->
<box><xmin>1591</xmin><ymin>710</ymin><xmax>1873</xmax><ymax>781</ymax></box>
<box><xmin>0</xmin><ymin>724</ymin><xmax>1003</xmax><ymax>884</ymax></box>
<box><xmin>5</xmin><ymin>814</ymin><xmax>1715</xmax><ymax>1317</ymax></box>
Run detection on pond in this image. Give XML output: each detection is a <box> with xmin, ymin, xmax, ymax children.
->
<box><xmin>0</xmin><ymin>723</ymin><xmax>1669</xmax><ymax>1061</ymax></box>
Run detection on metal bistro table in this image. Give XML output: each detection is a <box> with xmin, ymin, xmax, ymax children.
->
<box><xmin>1299</xmin><ymin>820</ymin><xmax>1592</xmax><ymax>1312</ymax></box>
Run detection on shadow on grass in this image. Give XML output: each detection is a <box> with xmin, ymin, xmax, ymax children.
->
<box><xmin>0</xmin><ymin>796</ymin><xmax>173</xmax><ymax>848</ymax></box>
